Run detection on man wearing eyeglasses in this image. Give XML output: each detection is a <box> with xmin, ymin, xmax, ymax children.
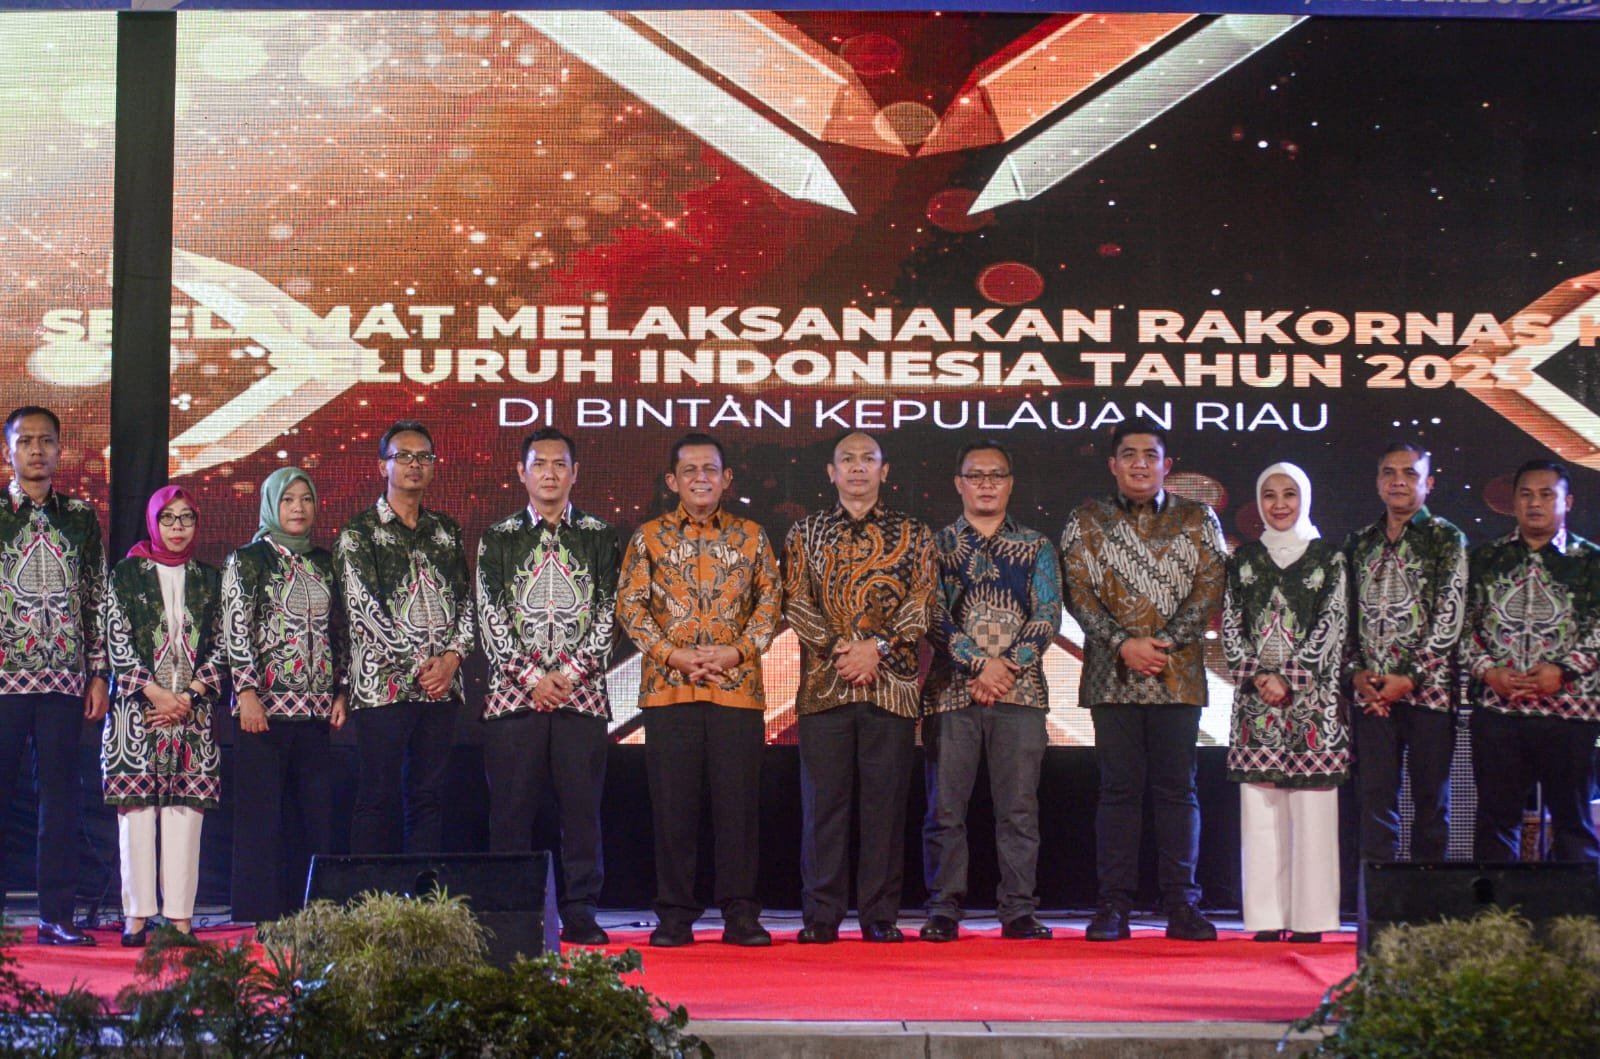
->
<box><xmin>335</xmin><ymin>420</ymin><xmax>474</xmax><ymax>854</ymax></box>
<box><xmin>919</xmin><ymin>439</ymin><xmax>1062</xmax><ymax>943</ymax></box>
<box><xmin>476</xmin><ymin>427</ymin><xmax>619</xmax><ymax>946</ymax></box>
<box><xmin>0</xmin><ymin>406</ymin><xmax>109</xmax><ymax>946</ymax></box>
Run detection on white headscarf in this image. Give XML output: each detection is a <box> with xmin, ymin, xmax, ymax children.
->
<box><xmin>1256</xmin><ymin>461</ymin><xmax>1320</xmax><ymax>569</ymax></box>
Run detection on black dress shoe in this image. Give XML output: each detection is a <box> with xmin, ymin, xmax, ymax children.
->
<box><xmin>861</xmin><ymin>921</ymin><xmax>904</xmax><ymax>943</ymax></box>
<box><xmin>1165</xmin><ymin>903</ymin><xmax>1218</xmax><ymax>942</ymax></box>
<box><xmin>1286</xmin><ymin>931</ymin><xmax>1323</xmax><ymax>944</ymax></box>
<box><xmin>37</xmin><ymin>921</ymin><xmax>96</xmax><ymax>947</ymax></box>
<box><xmin>649</xmin><ymin>924</ymin><xmax>694</xmax><ymax>948</ymax></box>
<box><xmin>560</xmin><ymin>921</ymin><xmax>610</xmax><ymax>946</ymax></box>
<box><xmin>796</xmin><ymin>923</ymin><xmax>838</xmax><ymax>944</ymax></box>
<box><xmin>121</xmin><ymin>926</ymin><xmax>149</xmax><ymax>948</ymax></box>
<box><xmin>1252</xmin><ymin>929</ymin><xmax>1284</xmax><ymax>943</ymax></box>
<box><xmin>722</xmin><ymin>921</ymin><xmax>772</xmax><ymax>947</ymax></box>
<box><xmin>919</xmin><ymin>914</ymin><xmax>959</xmax><ymax>942</ymax></box>
<box><xmin>1084</xmin><ymin>904</ymin><xmax>1131</xmax><ymax>942</ymax></box>
<box><xmin>1001</xmin><ymin>913</ymin><xmax>1053</xmax><ymax>940</ymax></box>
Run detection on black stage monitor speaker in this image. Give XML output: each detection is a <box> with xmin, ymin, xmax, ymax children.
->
<box><xmin>1359</xmin><ymin>860</ymin><xmax>1600</xmax><ymax>956</ymax></box>
<box><xmin>306</xmin><ymin>851</ymin><xmax>560</xmax><ymax>967</ymax></box>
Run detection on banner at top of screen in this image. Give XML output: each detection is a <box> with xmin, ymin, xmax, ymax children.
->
<box><xmin>7</xmin><ymin>1</ymin><xmax>1598</xmax><ymax>22</ymax></box>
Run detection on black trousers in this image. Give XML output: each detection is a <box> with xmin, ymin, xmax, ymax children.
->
<box><xmin>0</xmin><ymin>693</ymin><xmax>84</xmax><ymax>924</ymax></box>
<box><xmin>482</xmin><ymin>708</ymin><xmax>607</xmax><ymax>924</ymax></box>
<box><xmin>1353</xmin><ymin>701</ymin><xmax>1455</xmax><ymax>862</ymax></box>
<box><xmin>1471</xmin><ymin>708</ymin><xmax>1600</xmax><ymax>863</ymax></box>
<box><xmin>349</xmin><ymin>701</ymin><xmax>453</xmax><ymax>855</ymax></box>
<box><xmin>1089</xmin><ymin>703</ymin><xmax>1202</xmax><ymax>910</ymax></box>
<box><xmin>797</xmin><ymin>701</ymin><xmax>916</xmax><ymax>928</ymax></box>
<box><xmin>230</xmin><ymin>719</ymin><xmax>334</xmax><ymax>922</ymax></box>
<box><xmin>643</xmin><ymin>702</ymin><xmax>764</xmax><ymax>929</ymax></box>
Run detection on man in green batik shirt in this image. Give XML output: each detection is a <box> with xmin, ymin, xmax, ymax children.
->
<box><xmin>1462</xmin><ymin>458</ymin><xmax>1600</xmax><ymax>864</ymax></box>
<box><xmin>335</xmin><ymin>420</ymin><xmax>474</xmax><ymax>855</ymax></box>
<box><xmin>1343</xmin><ymin>442</ymin><xmax>1467</xmax><ymax>863</ymax></box>
<box><xmin>476</xmin><ymin>427</ymin><xmax>620</xmax><ymax>947</ymax></box>
<box><xmin>0</xmin><ymin>406</ymin><xmax>109</xmax><ymax>946</ymax></box>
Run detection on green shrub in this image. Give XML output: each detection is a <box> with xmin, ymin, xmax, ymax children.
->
<box><xmin>0</xmin><ymin>897</ymin><xmax>708</xmax><ymax>1058</ymax></box>
<box><xmin>1294</xmin><ymin>908</ymin><xmax>1600</xmax><ymax>1058</ymax></box>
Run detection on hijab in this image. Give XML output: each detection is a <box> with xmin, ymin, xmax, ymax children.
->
<box><xmin>126</xmin><ymin>485</ymin><xmax>198</xmax><ymax>567</ymax></box>
<box><xmin>254</xmin><ymin>467</ymin><xmax>318</xmax><ymax>555</ymax></box>
<box><xmin>1256</xmin><ymin>461</ymin><xmax>1320</xmax><ymax>569</ymax></box>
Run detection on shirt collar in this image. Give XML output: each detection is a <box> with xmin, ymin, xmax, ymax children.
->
<box><xmin>8</xmin><ymin>479</ymin><xmax>59</xmax><ymax>513</ymax></box>
<box><xmin>1115</xmin><ymin>489</ymin><xmax>1167</xmax><ymax>514</ymax></box>
<box><xmin>830</xmin><ymin>500</ymin><xmax>887</xmax><ymax>526</ymax></box>
<box><xmin>377</xmin><ymin>495</ymin><xmax>433</xmax><ymax>528</ymax></box>
<box><xmin>955</xmin><ymin>513</ymin><xmax>1018</xmax><ymax>540</ymax></box>
<box><xmin>527</xmin><ymin>502</ymin><xmax>574</xmax><ymax>530</ymax></box>
<box><xmin>668</xmin><ymin>502</ymin><xmax>727</xmax><ymax>530</ymax></box>
<box><xmin>1510</xmin><ymin>526</ymin><xmax>1570</xmax><ymax>556</ymax></box>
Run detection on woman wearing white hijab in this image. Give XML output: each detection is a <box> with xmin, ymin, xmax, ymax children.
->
<box><xmin>1221</xmin><ymin>462</ymin><xmax>1350</xmax><ymax>942</ymax></box>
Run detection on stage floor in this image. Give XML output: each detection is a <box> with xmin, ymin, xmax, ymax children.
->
<box><xmin>5</xmin><ymin>909</ymin><xmax>1355</xmax><ymax>1026</ymax></box>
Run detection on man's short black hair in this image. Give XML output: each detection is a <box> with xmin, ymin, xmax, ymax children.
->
<box><xmin>1109</xmin><ymin>418</ymin><xmax>1168</xmax><ymax>455</ymax></box>
<box><xmin>955</xmin><ymin>438</ymin><xmax>1013</xmax><ymax>475</ymax></box>
<box><xmin>521</xmin><ymin>427</ymin><xmax>577</xmax><ymax>465</ymax></box>
<box><xmin>668</xmin><ymin>432</ymin><xmax>727</xmax><ymax>472</ymax></box>
<box><xmin>1513</xmin><ymin>458</ymin><xmax>1570</xmax><ymax>493</ymax></box>
<box><xmin>1378</xmin><ymin>441</ymin><xmax>1430</xmax><ymax>470</ymax></box>
<box><xmin>4</xmin><ymin>406</ymin><xmax>60</xmax><ymax>443</ymax></box>
<box><xmin>829</xmin><ymin>430</ymin><xmax>885</xmax><ymax>462</ymax></box>
<box><xmin>379</xmin><ymin>420</ymin><xmax>433</xmax><ymax>458</ymax></box>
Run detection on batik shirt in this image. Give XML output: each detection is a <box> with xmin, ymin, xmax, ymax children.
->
<box><xmin>222</xmin><ymin>537</ymin><xmax>348</xmax><ymax>720</ymax></box>
<box><xmin>1222</xmin><ymin>540</ymin><xmax>1351</xmax><ymax>786</ymax></box>
<box><xmin>0</xmin><ymin>480</ymin><xmax>108</xmax><ymax>697</ymax></box>
<box><xmin>335</xmin><ymin>497</ymin><xmax>474</xmax><ymax>711</ymax></box>
<box><xmin>476</xmin><ymin>504</ymin><xmax>619</xmax><ymax>720</ymax></box>
<box><xmin>617</xmin><ymin>503</ymin><xmax>781</xmax><ymax>711</ymax></box>
<box><xmin>1060</xmin><ymin>491</ymin><xmax>1228</xmax><ymax>709</ymax></box>
<box><xmin>924</xmin><ymin>515</ymin><xmax>1062</xmax><ymax>715</ymax></box>
<box><xmin>1343</xmin><ymin>509</ymin><xmax>1468</xmax><ymax>712</ymax></box>
<box><xmin>1462</xmin><ymin>529</ymin><xmax>1600</xmax><ymax>721</ymax></box>
<box><xmin>782</xmin><ymin>502</ymin><xmax>937</xmax><ymax>719</ymax></box>
<box><xmin>102</xmin><ymin>558</ymin><xmax>224</xmax><ymax>808</ymax></box>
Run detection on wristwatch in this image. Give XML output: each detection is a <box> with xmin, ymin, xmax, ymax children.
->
<box><xmin>873</xmin><ymin>635</ymin><xmax>892</xmax><ymax>659</ymax></box>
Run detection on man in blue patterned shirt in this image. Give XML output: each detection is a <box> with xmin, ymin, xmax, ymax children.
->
<box><xmin>920</xmin><ymin>440</ymin><xmax>1062</xmax><ymax>943</ymax></box>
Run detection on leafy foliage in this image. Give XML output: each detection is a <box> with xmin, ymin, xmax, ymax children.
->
<box><xmin>1293</xmin><ymin>908</ymin><xmax>1600</xmax><ymax>1058</ymax></box>
<box><xmin>0</xmin><ymin>896</ymin><xmax>708</xmax><ymax>1058</ymax></box>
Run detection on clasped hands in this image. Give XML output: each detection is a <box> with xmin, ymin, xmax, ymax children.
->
<box><xmin>143</xmin><ymin>683</ymin><xmax>200</xmax><ymax>728</ymax></box>
<box><xmin>1483</xmin><ymin>662</ymin><xmax>1563</xmax><ymax>703</ymax></box>
<box><xmin>1119</xmin><ymin>636</ymin><xmax>1173</xmax><ymax>678</ymax></box>
<box><xmin>1351</xmin><ymin>670</ymin><xmax>1416</xmax><ymax>717</ymax></box>
<box><xmin>667</xmin><ymin>644</ymin><xmax>742</xmax><ymax>685</ymax></box>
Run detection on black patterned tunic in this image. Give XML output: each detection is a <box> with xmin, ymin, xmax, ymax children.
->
<box><xmin>222</xmin><ymin>538</ymin><xmax>347</xmax><ymax>719</ymax></box>
<box><xmin>1462</xmin><ymin>529</ymin><xmax>1600</xmax><ymax>722</ymax></box>
<box><xmin>1342</xmin><ymin>509</ymin><xmax>1468</xmax><ymax>712</ymax></box>
<box><xmin>1222</xmin><ymin>540</ymin><xmax>1351</xmax><ymax>786</ymax></box>
<box><xmin>0</xmin><ymin>480</ymin><xmax>108</xmax><ymax>696</ymax></box>
<box><xmin>476</xmin><ymin>505</ymin><xmax>619</xmax><ymax>720</ymax></box>
<box><xmin>101</xmin><ymin>559</ymin><xmax>224</xmax><ymax>808</ymax></box>
<box><xmin>335</xmin><ymin>497</ymin><xmax>474</xmax><ymax>711</ymax></box>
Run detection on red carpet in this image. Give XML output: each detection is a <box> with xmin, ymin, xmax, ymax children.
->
<box><xmin>4</xmin><ymin>925</ymin><xmax>1355</xmax><ymax>1023</ymax></box>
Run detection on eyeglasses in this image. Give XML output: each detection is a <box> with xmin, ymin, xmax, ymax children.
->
<box><xmin>385</xmin><ymin>450</ymin><xmax>439</xmax><ymax>466</ymax></box>
<box><xmin>958</xmin><ymin>471</ymin><xmax>1012</xmax><ymax>484</ymax></box>
<box><xmin>158</xmin><ymin>512</ymin><xmax>198</xmax><ymax>528</ymax></box>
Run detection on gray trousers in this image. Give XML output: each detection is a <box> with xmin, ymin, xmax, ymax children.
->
<box><xmin>922</xmin><ymin>703</ymin><xmax>1047</xmax><ymax>922</ymax></box>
